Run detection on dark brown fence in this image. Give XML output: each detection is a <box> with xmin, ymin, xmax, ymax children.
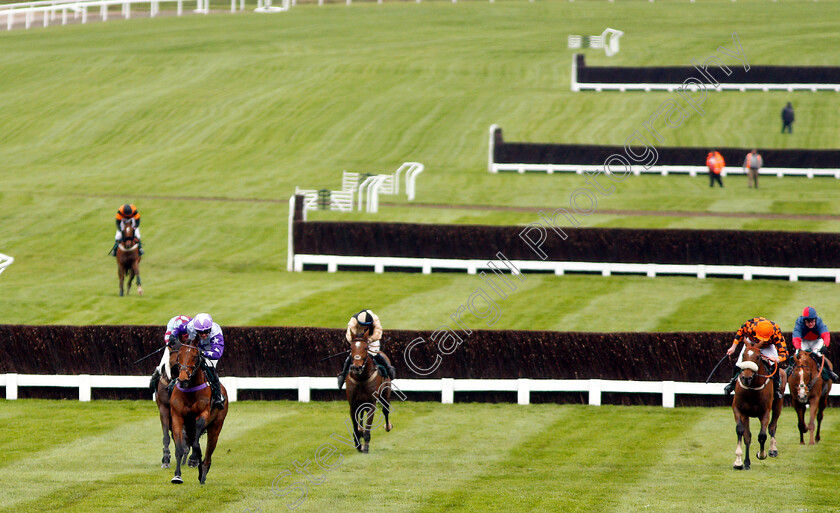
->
<box><xmin>492</xmin><ymin>125</ymin><xmax>840</xmax><ymax>169</ymax></box>
<box><xmin>575</xmin><ymin>54</ymin><xmax>840</xmax><ymax>85</ymax></box>
<box><xmin>294</xmin><ymin>220</ymin><xmax>840</xmax><ymax>269</ymax></box>
<box><xmin>2</xmin><ymin>325</ymin><xmax>836</xmax><ymax>406</ymax></box>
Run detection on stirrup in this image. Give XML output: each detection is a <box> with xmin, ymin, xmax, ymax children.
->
<box><xmin>337</xmin><ymin>374</ymin><xmax>347</xmax><ymax>390</ymax></box>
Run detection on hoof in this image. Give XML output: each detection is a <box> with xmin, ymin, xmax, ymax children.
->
<box><xmin>733</xmin><ymin>465</ymin><xmax>744</xmax><ymax>470</ymax></box>
<box><xmin>744</xmin><ymin>464</ymin><xmax>751</xmax><ymax>470</ymax></box>
<box><xmin>188</xmin><ymin>459</ymin><xmax>200</xmax><ymax>468</ymax></box>
<box><xmin>171</xmin><ymin>476</ymin><xmax>183</xmax><ymax>484</ymax></box>
<box><xmin>386</xmin><ymin>422</ymin><xmax>392</xmax><ymax>432</ymax></box>
<box><xmin>769</xmin><ymin>450</ymin><xmax>778</xmax><ymax>458</ymax></box>
<box><xmin>138</xmin><ymin>287</ymin><xmax>143</xmax><ymax>296</ymax></box>
<box><xmin>362</xmin><ymin>444</ymin><xmax>369</xmax><ymax>454</ymax></box>
<box><xmin>756</xmin><ymin>452</ymin><xmax>766</xmax><ymax>461</ymax></box>
<box><xmin>161</xmin><ymin>463</ymin><xmax>170</xmax><ymax>469</ymax></box>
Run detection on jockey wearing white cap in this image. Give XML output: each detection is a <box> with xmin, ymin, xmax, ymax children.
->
<box><xmin>338</xmin><ymin>309</ymin><xmax>396</xmax><ymax>389</ymax></box>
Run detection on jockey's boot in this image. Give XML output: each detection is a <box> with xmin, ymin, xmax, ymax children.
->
<box><xmin>165</xmin><ymin>376</ymin><xmax>176</xmax><ymax>394</ymax></box>
<box><xmin>815</xmin><ymin>352</ymin><xmax>840</xmax><ymax>382</ymax></box>
<box><xmin>149</xmin><ymin>367</ymin><xmax>162</xmax><ymax>395</ymax></box>
<box><xmin>373</xmin><ymin>353</ymin><xmax>396</xmax><ymax>380</ymax></box>
<box><xmin>138</xmin><ymin>240</ymin><xmax>144</xmax><ymax>256</ymax></box>
<box><xmin>723</xmin><ymin>365</ymin><xmax>740</xmax><ymax>396</ymax></box>
<box><xmin>109</xmin><ymin>242</ymin><xmax>119</xmax><ymax>257</ymax></box>
<box><xmin>202</xmin><ymin>364</ymin><xmax>225</xmax><ymax>410</ymax></box>
<box><xmin>773</xmin><ymin>366</ymin><xmax>783</xmax><ymax>399</ymax></box>
<box><xmin>337</xmin><ymin>356</ymin><xmax>351</xmax><ymax>390</ymax></box>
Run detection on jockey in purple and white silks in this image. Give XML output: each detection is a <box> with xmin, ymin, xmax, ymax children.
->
<box><xmin>167</xmin><ymin>313</ymin><xmax>226</xmax><ymax>409</ymax></box>
<box><xmin>149</xmin><ymin>315</ymin><xmax>191</xmax><ymax>395</ymax></box>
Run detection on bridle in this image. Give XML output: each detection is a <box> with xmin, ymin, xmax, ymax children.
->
<box><xmin>792</xmin><ymin>352</ymin><xmax>824</xmax><ymax>395</ymax></box>
<box><xmin>738</xmin><ymin>355</ymin><xmax>777</xmax><ymax>391</ymax></box>
<box><xmin>349</xmin><ymin>337</ymin><xmax>372</xmax><ymax>377</ymax></box>
<box><xmin>177</xmin><ymin>344</ymin><xmax>203</xmax><ymax>384</ymax></box>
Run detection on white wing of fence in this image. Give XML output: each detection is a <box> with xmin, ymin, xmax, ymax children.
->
<box><xmin>0</xmin><ymin>254</ymin><xmax>13</xmax><ymax>276</ymax></box>
<box><xmin>6</xmin><ymin>374</ymin><xmax>825</xmax><ymax>407</ymax></box>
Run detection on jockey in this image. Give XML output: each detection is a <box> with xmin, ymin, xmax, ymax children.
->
<box><xmin>110</xmin><ymin>204</ymin><xmax>144</xmax><ymax>256</ymax></box>
<box><xmin>787</xmin><ymin>306</ymin><xmax>840</xmax><ymax>382</ymax></box>
<box><xmin>723</xmin><ymin>317</ymin><xmax>789</xmax><ymax>399</ymax></box>
<box><xmin>337</xmin><ymin>309</ymin><xmax>396</xmax><ymax>390</ymax></box>
<box><xmin>166</xmin><ymin>313</ymin><xmax>226</xmax><ymax>409</ymax></box>
<box><xmin>149</xmin><ymin>315</ymin><xmax>192</xmax><ymax>394</ymax></box>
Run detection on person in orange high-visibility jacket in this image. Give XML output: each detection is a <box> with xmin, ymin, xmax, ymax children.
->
<box><xmin>723</xmin><ymin>317</ymin><xmax>789</xmax><ymax>399</ymax></box>
<box><xmin>706</xmin><ymin>150</ymin><xmax>725</xmax><ymax>188</ymax></box>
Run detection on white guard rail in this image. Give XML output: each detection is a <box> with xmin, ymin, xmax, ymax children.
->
<box><xmin>7</xmin><ymin>374</ymin><xmax>831</xmax><ymax>407</ymax></box>
<box><xmin>1</xmin><ymin>0</ymin><xmax>246</xmax><ymax>30</ymax></box>
<box><xmin>292</xmin><ymin>254</ymin><xmax>840</xmax><ymax>283</ymax></box>
<box><xmin>0</xmin><ymin>254</ymin><xmax>13</xmax><ymax>276</ymax></box>
<box><xmin>490</xmin><ymin>163</ymin><xmax>840</xmax><ymax>179</ymax></box>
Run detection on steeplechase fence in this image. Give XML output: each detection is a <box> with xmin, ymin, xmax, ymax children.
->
<box><xmin>488</xmin><ymin>125</ymin><xmax>840</xmax><ymax>178</ymax></box>
<box><xmin>8</xmin><ymin>374</ymin><xmax>827</xmax><ymax>407</ymax></box>
<box><xmin>571</xmin><ymin>54</ymin><xmax>840</xmax><ymax>93</ymax></box>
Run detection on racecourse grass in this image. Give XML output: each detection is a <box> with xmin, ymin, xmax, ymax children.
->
<box><xmin>0</xmin><ymin>400</ymin><xmax>839</xmax><ymax>513</ymax></box>
<box><xmin>2</xmin><ymin>0</ymin><xmax>840</xmax><ymax>330</ymax></box>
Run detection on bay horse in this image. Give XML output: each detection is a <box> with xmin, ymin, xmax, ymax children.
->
<box><xmin>787</xmin><ymin>351</ymin><xmax>832</xmax><ymax>445</ymax></box>
<box><xmin>169</xmin><ymin>344</ymin><xmax>228</xmax><ymax>484</ymax></box>
<box><xmin>117</xmin><ymin>223</ymin><xmax>142</xmax><ymax>297</ymax></box>
<box><xmin>346</xmin><ymin>335</ymin><xmax>393</xmax><ymax>454</ymax></box>
<box><xmin>154</xmin><ymin>340</ymin><xmax>197</xmax><ymax>469</ymax></box>
<box><xmin>731</xmin><ymin>343</ymin><xmax>785</xmax><ymax>470</ymax></box>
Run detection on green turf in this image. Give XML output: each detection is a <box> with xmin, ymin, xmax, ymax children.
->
<box><xmin>0</xmin><ymin>400</ymin><xmax>838</xmax><ymax>513</ymax></box>
<box><xmin>2</xmin><ymin>1</ymin><xmax>840</xmax><ymax>329</ymax></box>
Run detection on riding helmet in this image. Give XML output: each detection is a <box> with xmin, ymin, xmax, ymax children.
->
<box><xmin>194</xmin><ymin>313</ymin><xmax>213</xmax><ymax>332</ymax></box>
<box><xmin>754</xmin><ymin>320</ymin><xmax>775</xmax><ymax>342</ymax></box>
<box><xmin>802</xmin><ymin>306</ymin><xmax>818</xmax><ymax>320</ymax></box>
<box><xmin>119</xmin><ymin>204</ymin><xmax>137</xmax><ymax>217</ymax></box>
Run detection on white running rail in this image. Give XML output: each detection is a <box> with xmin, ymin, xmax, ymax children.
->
<box><xmin>0</xmin><ymin>254</ymin><xmax>13</xmax><ymax>276</ymax></box>
<box><xmin>4</xmin><ymin>373</ymin><xmax>838</xmax><ymax>407</ymax></box>
<box><xmin>1</xmin><ymin>0</ymin><xmax>246</xmax><ymax>31</ymax></box>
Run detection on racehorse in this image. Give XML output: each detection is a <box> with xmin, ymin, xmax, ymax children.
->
<box><xmin>154</xmin><ymin>340</ymin><xmax>198</xmax><ymax>469</ymax></box>
<box><xmin>169</xmin><ymin>343</ymin><xmax>228</xmax><ymax>484</ymax></box>
<box><xmin>345</xmin><ymin>335</ymin><xmax>393</xmax><ymax>453</ymax></box>
<box><xmin>731</xmin><ymin>343</ymin><xmax>785</xmax><ymax>470</ymax></box>
<box><xmin>787</xmin><ymin>351</ymin><xmax>832</xmax><ymax>445</ymax></box>
<box><xmin>116</xmin><ymin>223</ymin><xmax>142</xmax><ymax>297</ymax></box>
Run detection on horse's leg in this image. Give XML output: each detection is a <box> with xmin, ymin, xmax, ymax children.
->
<box><xmin>199</xmin><ymin>416</ymin><xmax>225</xmax><ymax>484</ymax></box>
<box><xmin>382</xmin><ymin>383</ymin><xmax>393</xmax><ymax>432</ymax></box>
<box><xmin>742</xmin><ymin>417</ymin><xmax>752</xmax><ymax>470</ymax></box>
<box><xmin>133</xmin><ymin>260</ymin><xmax>142</xmax><ymax>296</ymax></box>
<box><xmin>186</xmin><ymin>419</ymin><xmax>200</xmax><ymax>468</ymax></box>
<box><xmin>158</xmin><ymin>398</ymin><xmax>172</xmax><ymax>468</ymax></box>
<box><xmin>768</xmin><ymin>395</ymin><xmax>781</xmax><ymax>458</ymax></box>
<box><xmin>362</xmin><ymin>407</ymin><xmax>373</xmax><ymax>454</ymax></box>
<box><xmin>171</xmin><ymin>412</ymin><xmax>185</xmax><ymax>484</ymax></box>
<box><xmin>190</xmin><ymin>414</ymin><xmax>208</xmax><ymax>472</ymax></box>
<box><xmin>756</xmin><ymin>410</ymin><xmax>770</xmax><ymax>460</ymax></box>
<box><xmin>118</xmin><ymin>265</ymin><xmax>125</xmax><ymax>297</ymax></box>
<box><xmin>796</xmin><ymin>403</ymin><xmax>807</xmax><ymax>445</ymax></box>
<box><xmin>350</xmin><ymin>402</ymin><xmax>362</xmax><ymax>453</ymax></box>
<box><xmin>808</xmin><ymin>396</ymin><xmax>819</xmax><ymax>445</ymax></box>
<box><xmin>816</xmin><ymin>392</ymin><xmax>828</xmax><ymax>443</ymax></box>
<box><xmin>733</xmin><ymin>414</ymin><xmax>745</xmax><ymax>470</ymax></box>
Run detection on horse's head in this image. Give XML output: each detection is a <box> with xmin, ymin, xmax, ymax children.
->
<box><xmin>737</xmin><ymin>343</ymin><xmax>764</xmax><ymax>389</ymax></box>
<box><xmin>349</xmin><ymin>335</ymin><xmax>370</xmax><ymax>377</ymax></box>
<box><xmin>791</xmin><ymin>351</ymin><xmax>818</xmax><ymax>403</ymax></box>
<box><xmin>176</xmin><ymin>344</ymin><xmax>202</xmax><ymax>386</ymax></box>
<box><xmin>122</xmin><ymin>224</ymin><xmax>136</xmax><ymax>246</ymax></box>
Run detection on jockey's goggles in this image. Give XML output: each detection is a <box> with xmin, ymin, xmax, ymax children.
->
<box><xmin>197</xmin><ymin>328</ymin><xmax>211</xmax><ymax>335</ymax></box>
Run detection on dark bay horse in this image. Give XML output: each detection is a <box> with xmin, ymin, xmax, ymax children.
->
<box><xmin>170</xmin><ymin>344</ymin><xmax>228</xmax><ymax>484</ymax></box>
<box><xmin>346</xmin><ymin>335</ymin><xmax>392</xmax><ymax>454</ymax></box>
<box><xmin>117</xmin><ymin>224</ymin><xmax>142</xmax><ymax>296</ymax></box>
<box><xmin>154</xmin><ymin>341</ymin><xmax>197</xmax><ymax>469</ymax></box>
<box><xmin>731</xmin><ymin>343</ymin><xmax>784</xmax><ymax>470</ymax></box>
<box><xmin>787</xmin><ymin>351</ymin><xmax>832</xmax><ymax>445</ymax></box>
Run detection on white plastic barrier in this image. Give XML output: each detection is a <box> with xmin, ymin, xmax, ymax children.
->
<box><xmin>0</xmin><ymin>254</ymin><xmax>13</xmax><ymax>276</ymax></box>
<box><xmin>294</xmin><ymin>187</ymin><xmax>354</xmax><ymax>212</ymax></box>
<box><xmin>0</xmin><ymin>0</ymin><xmax>236</xmax><ymax>30</ymax></box>
<box><xmin>568</xmin><ymin>28</ymin><xmax>622</xmax><ymax>57</ymax></box>
<box><xmin>255</xmin><ymin>0</ymin><xmax>289</xmax><ymax>13</ymax></box>
<box><xmin>292</xmin><ymin>254</ymin><xmax>840</xmax><ymax>283</ymax></box>
<box><xmin>8</xmin><ymin>373</ymin><xmax>828</xmax><ymax>407</ymax></box>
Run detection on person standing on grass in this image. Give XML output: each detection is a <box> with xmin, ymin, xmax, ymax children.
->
<box><xmin>706</xmin><ymin>150</ymin><xmax>725</xmax><ymax>188</ymax></box>
<box><xmin>781</xmin><ymin>102</ymin><xmax>795</xmax><ymax>134</ymax></box>
<box><xmin>743</xmin><ymin>149</ymin><xmax>763</xmax><ymax>189</ymax></box>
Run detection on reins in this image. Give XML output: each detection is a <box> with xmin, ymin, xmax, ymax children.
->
<box><xmin>792</xmin><ymin>353</ymin><xmax>825</xmax><ymax>393</ymax></box>
<box><xmin>737</xmin><ymin>356</ymin><xmax>776</xmax><ymax>391</ymax></box>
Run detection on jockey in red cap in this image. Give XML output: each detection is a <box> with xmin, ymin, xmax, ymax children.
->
<box><xmin>787</xmin><ymin>307</ymin><xmax>839</xmax><ymax>382</ymax></box>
